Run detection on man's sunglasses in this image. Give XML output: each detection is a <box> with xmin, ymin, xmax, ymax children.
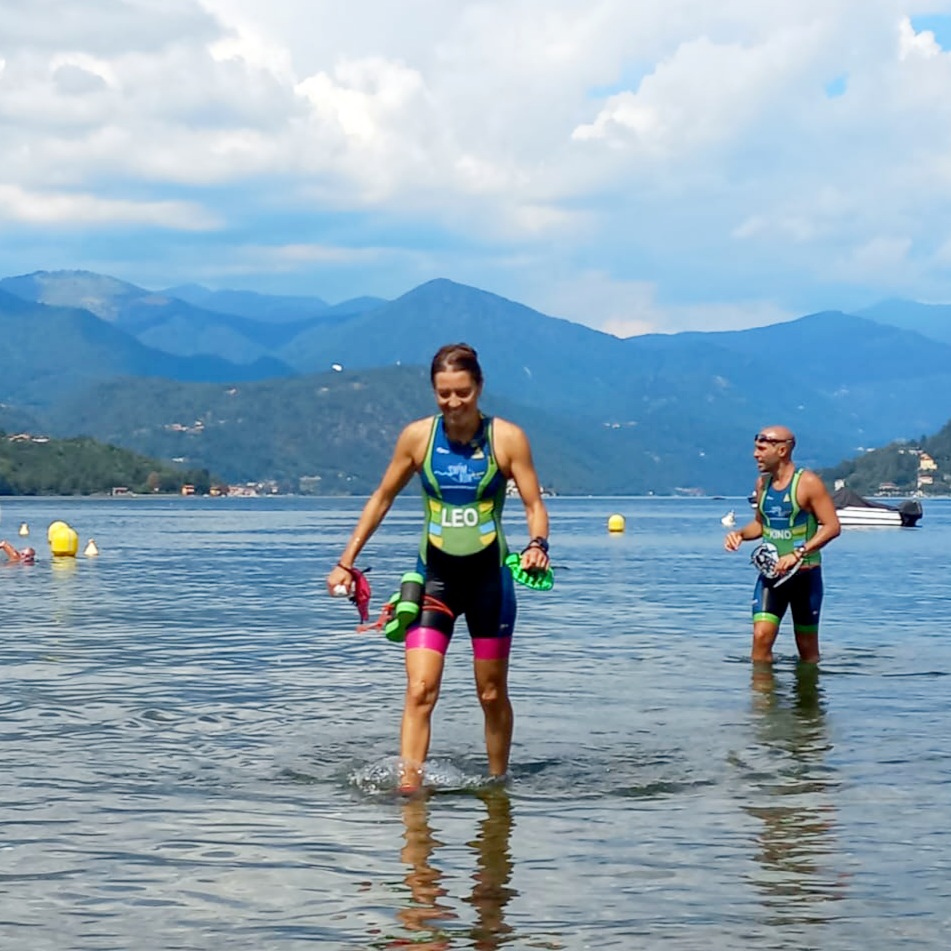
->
<box><xmin>754</xmin><ymin>434</ymin><xmax>792</xmax><ymax>445</ymax></box>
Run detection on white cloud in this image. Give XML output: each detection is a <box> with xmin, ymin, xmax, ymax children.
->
<box><xmin>49</xmin><ymin>52</ymin><xmax>118</xmax><ymax>87</ymax></box>
<box><xmin>247</xmin><ymin>243</ymin><xmax>389</xmax><ymax>266</ymax></box>
<box><xmin>2</xmin><ymin>1</ymin><xmax>951</xmax><ymax>330</ymax></box>
<box><xmin>532</xmin><ymin>269</ymin><xmax>792</xmax><ymax>335</ymax></box>
<box><xmin>933</xmin><ymin>235</ymin><xmax>951</xmax><ymax>266</ymax></box>
<box><xmin>533</xmin><ymin>271</ymin><xmax>658</xmax><ymax>334</ymax></box>
<box><xmin>295</xmin><ymin>58</ymin><xmax>427</xmax><ymax>142</ymax></box>
<box><xmin>0</xmin><ymin>0</ymin><xmax>218</xmax><ymax>54</ymax></box>
<box><xmin>829</xmin><ymin>235</ymin><xmax>916</xmax><ymax>284</ymax></box>
<box><xmin>572</xmin><ymin>32</ymin><xmax>805</xmax><ymax>157</ymax></box>
<box><xmin>0</xmin><ymin>184</ymin><xmax>220</xmax><ymax>229</ymax></box>
<box><xmin>899</xmin><ymin>15</ymin><xmax>942</xmax><ymax>59</ymax></box>
<box><xmin>208</xmin><ymin>21</ymin><xmax>295</xmax><ymax>82</ymax></box>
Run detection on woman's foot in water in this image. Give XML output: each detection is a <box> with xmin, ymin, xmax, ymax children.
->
<box><xmin>397</xmin><ymin>760</ymin><xmax>424</xmax><ymax>795</ymax></box>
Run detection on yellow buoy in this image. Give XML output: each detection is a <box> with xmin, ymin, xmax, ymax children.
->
<box><xmin>607</xmin><ymin>513</ymin><xmax>626</xmax><ymax>533</ymax></box>
<box><xmin>84</xmin><ymin>539</ymin><xmax>100</xmax><ymax>557</ymax></box>
<box><xmin>49</xmin><ymin>522</ymin><xmax>79</xmax><ymax>557</ymax></box>
<box><xmin>47</xmin><ymin>520</ymin><xmax>69</xmax><ymax>543</ymax></box>
<box><xmin>19</xmin><ymin>522</ymin><xmax>29</xmax><ymax>536</ymax></box>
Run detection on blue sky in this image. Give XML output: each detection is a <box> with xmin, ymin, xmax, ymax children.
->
<box><xmin>2</xmin><ymin>0</ymin><xmax>951</xmax><ymax>335</ymax></box>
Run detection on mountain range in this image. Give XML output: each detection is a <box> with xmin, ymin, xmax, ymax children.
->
<box><xmin>2</xmin><ymin>268</ymin><xmax>950</xmax><ymax>495</ymax></box>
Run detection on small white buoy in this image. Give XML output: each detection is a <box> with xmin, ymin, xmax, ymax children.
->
<box><xmin>331</xmin><ymin>363</ymin><xmax>343</xmax><ymax>372</ymax></box>
<box><xmin>721</xmin><ymin>510</ymin><xmax>736</xmax><ymax>528</ymax></box>
<box><xmin>84</xmin><ymin>539</ymin><xmax>100</xmax><ymax>557</ymax></box>
<box><xmin>19</xmin><ymin>522</ymin><xmax>29</xmax><ymax>536</ymax></box>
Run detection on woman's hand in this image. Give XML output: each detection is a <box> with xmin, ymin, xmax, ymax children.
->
<box><xmin>327</xmin><ymin>564</ymin><xmax>354</xmax><ymax>596</ymax></box>
<box><xmin>520</xmin><ymin>539</ymin><xmax>550</xmax><ymax>572</ymax></box>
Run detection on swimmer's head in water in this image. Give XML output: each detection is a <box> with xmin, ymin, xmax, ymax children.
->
<box><xmin>21</xmin><ymin>547</ymin><xmax>35</xmax><ymax>563</ymax></box>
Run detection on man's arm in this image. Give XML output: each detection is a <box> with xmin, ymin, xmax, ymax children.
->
<box><xmin>724</xmin><ymin>481</ymin><xmax>764</xmax><ymax>550</ymax></box>
<box><xmin>797</xmin><ymin>471</ymin><xmax>841</xmax><ymax>555</ymax></box>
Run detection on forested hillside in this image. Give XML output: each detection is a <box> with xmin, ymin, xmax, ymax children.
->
<box><xmin>820</xmin><ymin>419</ymin><xmax>951</xmax><ymax>496</ymax></box>
<box><xmin>40</xmin><ymin>365</ymin><xmax>780</xmax><ymax>495</ymax></box>
<box><xmin>0</xmin><ymin>431</ymin><xmax>215</xmax><ymax>496</ymax></box>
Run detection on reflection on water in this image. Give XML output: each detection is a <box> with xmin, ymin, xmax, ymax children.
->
<box><xmin>396</xmin><ymin>796</ymin><xmax>455</xmax><ymax>948</ymax></box>
<box><xmin>745</xmin><ymin>664</ymin><xmax>847</xmax><ymax>928</ymax></box>
<box><xmin>393</xmin><ymin>791</ymin><xmax>517</xmax><ymax>950</ymax></box>
<box><xmin>464</xmin><ymin>792</ymin><xmax>517</xmax><ymax>951</ymax></box>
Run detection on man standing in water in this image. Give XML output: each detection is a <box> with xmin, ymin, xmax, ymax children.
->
<box><xmin>724</xmin><ymin>426</ymin><xmax>840</xmax><ymax>664</ymax></box>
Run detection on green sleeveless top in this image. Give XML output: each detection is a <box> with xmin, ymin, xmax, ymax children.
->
<box><xmin>758</xmin><ymin>468</ymin><xmax>820</xmax><ymax>566</ymax></box>
<box><xmin>417</xmin><ymin>415</ymin><xmax>508</xmax><ymax>560</ymax></box>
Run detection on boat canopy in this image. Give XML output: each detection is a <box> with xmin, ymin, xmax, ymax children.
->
<box><xmin>832</xmin><ymin>487</ymin><xmax>896</xmax><ymax>511</ymax></box>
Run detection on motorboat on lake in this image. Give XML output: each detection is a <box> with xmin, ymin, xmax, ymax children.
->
<box><xmin>831</xmin><ymin>487</ymin><xmax>923</xmax><ymax>527</ymax></box>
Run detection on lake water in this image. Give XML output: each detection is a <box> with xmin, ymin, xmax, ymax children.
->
<box><xmin>1</xmin><ymin>495</ymin><xmax>949</xmax><ymax>950</ymax></box>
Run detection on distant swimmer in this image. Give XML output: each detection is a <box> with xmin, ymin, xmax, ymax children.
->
<box><xmin>724</xmin><ymin>426</ymin><xmax>840</xmax><ymax>665</ymax></box>
<box><xmin>327</xmin><ymin>343</ymin><xmax>551</xmax><ymax>793</ymax></box>
<box><xmin>1</xmin><ymin>541</ymin><xmax>36</xmax><ymax>565</ymax></box>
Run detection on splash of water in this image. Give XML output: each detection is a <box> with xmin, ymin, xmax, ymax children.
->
<box><xmin>350</xmin><ymin>756</ymin><xmax>501</xmax><ymax>796</ymax></box>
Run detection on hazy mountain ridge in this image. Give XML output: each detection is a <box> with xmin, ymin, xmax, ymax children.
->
<box><xmin>2</xmin><ymin>271</ymin><xmax>313</xmax><ymax>367</ymax></box>
<box><xmin>0</xmin><ymin>271</ymin><xmax>144</xmax><ymax>322</ymax></box>
<box><xmin>857</xmin><ymin>298</ymin><xmax>951</xmax><ymax>345</ymax></box>
<box><xmin>4</xmin><ymin>268</ymin><xmax>951</xmax><ymax>493</ymax></box>
<box><xmin>2</xmin><ymin>270</ymin><xmax>389</xmax><ymax>366</ymax></box>
<box><xmin>0</xmin><ymin>290</ymin><xmax>290</xmax><ymax>409</ymax></box>
<box><xmin>161</xmin><ymin>284</ymin><xmax>330</xmax><ymax>321</ymax></box>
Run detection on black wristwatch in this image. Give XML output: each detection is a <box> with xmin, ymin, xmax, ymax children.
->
<box><xmin>794</xmin><ymin>545</ymin><xmax>808</xmax><ymax>560</ymax></box>
<box><xmin>528</xmin><ymin>536</ymin><xmax>549</xmax><ymax>554</ymax></box>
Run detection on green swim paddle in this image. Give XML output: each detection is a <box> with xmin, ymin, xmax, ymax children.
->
<box><xmin>505</xmin><ymin>553</ymin><xmax>554</xmax><ymax>591</ymax></box>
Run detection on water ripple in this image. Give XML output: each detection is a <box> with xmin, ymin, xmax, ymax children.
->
<box><xmin>1</xmin><ymin>496</ymin><xmax>950</xmax><ymax>949</ymax></box>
